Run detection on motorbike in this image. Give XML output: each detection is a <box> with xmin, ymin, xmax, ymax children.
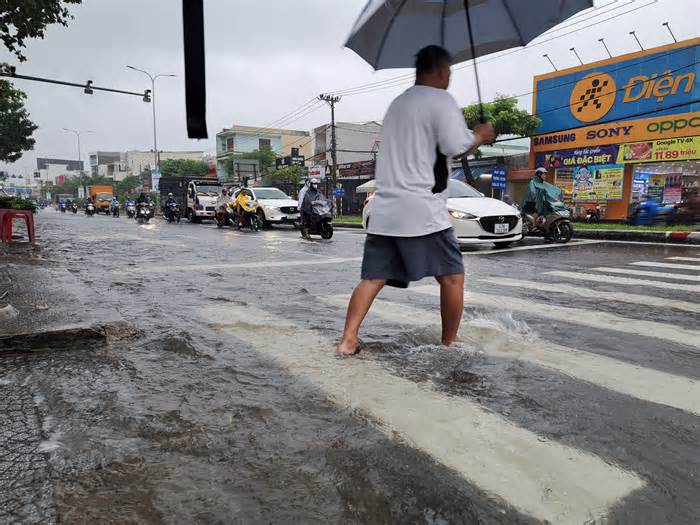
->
<box><xmin>303</xmin><ymin>199</ymin><xmax>334</xmax><ymax>240</ymax></box>
<box><xmin>520</xmin><ymin>200</ymin><xmax>573</xmax><ymax>243</ymax></box>
<box><xmin>126</xmin><ymin>203</ymin><xmax>136</xmax><ymax>218</ymax></box>
<box><xmin>166</xmin><ymin>203</ymin><xmax>181</xmax><ymax>223</ymax></box>
<box><xmin>85</xmin><ymin>203</ymin><xmax>95</xmax><ymax>217</ymax></box>
<box><xmin>136</xmin><ymin>203</ymin><xmax>150</xmax><ymax>224</ymax></box>
<box><xmin>70</xmin><ymin>203</ymin><xmax>78</xmax><ymax>214</ymax></box>
<box><xmin>237</xmin><ymin>208</ymin><xmax>261</xmax><ymax>231</ymax></box>
<box><xmin>111</xmin><ymin>205</ymin><xmax>120</xmax><ymax>218</ymax></box>
<box><xmin>59</xmin><ymin>203</ymin><xmax>67</xmax><ymax>213</ymax></box>
<box><xmin>215</xmin><ymin>205</ymin><xmax>237</xmax><ymax>229</ymax></box>
<box><xmin>584</xmin><ymin>206</ymin><xmax>600</xmax><ymax>223</ymax></box>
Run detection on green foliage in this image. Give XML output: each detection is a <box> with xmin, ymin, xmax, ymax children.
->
<box><xmin>462</xmin><ymin>95</ymin><xmax>541</xmax><ymax>141</ymax></box>
<box><xmin>113</xmin><ymin>176</ymin><xmax>140</xmax><ymax>202</ymax></box>
<box><xmin>0</xmin><ymin>0</ymin><xmax>82</xmax><ymax>62</ymax></box>
<box><xmin>0</xmin><ymin>195</ymin><xmax>36</xmax><ymax>211</ymax></box>
<box><xmin>160</xmin><ymin>159</ymin><xmax>209</xmax><ymax>178</ymax></box>
<box><xmin>0</xmin><ymin>80</ymin><xmax>38</xmax><ymax>162</ymax></box>
<box><xmin>50</xmin><ymin>174</ymin><xmax>112</xmax><ymax>197</ymax></box>
<box><xmin>224</xmin><ymin>150</ymin><xmax>276</xmax><ymax>177</ymax></box>
<box><xmin>263</xmin><ymin>165</ymin><xmax>303</xmax><ymax>187</ymax></box>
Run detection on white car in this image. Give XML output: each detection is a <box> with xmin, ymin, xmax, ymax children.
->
<box><xmin>363</xmin><ymin>179</ymin><xmax>523</xmax><ymax>247</ymax></box>
<box><xmin>233</xmin><ymin>187</ymin><xmax>300</xmax><ymax>226</ymax></box>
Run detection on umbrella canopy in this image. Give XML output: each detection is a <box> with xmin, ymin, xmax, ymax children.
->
<box><xmin>356</xmin><ymin>179</ymin><xmax>377</xmax><ymax>193</ymax></box>
<box><xmin>346</xmin><ymin>0</ymin><xmax>593</xmax><ymax>70</ymax></box>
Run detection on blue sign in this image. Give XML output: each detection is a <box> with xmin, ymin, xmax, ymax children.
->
<box><xmin>534</xmin><ymin>42</ymin><xmax>700</xmax><ymax>134</ymax></box>
<box><xmin>491</xmin><ymin>167</ymin><xmax>507</xmax><ymax>189</ymax></box>
<box><xmin>333</xmin><ymin>188</ymin><xmax>345</xmax><ymax>196</ymax></box>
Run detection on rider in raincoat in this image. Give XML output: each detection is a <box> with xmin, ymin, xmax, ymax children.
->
<box><xmin>521</xmin><ymin>167</ymin><xmax>564</xmax><ymax>217</ymax></box>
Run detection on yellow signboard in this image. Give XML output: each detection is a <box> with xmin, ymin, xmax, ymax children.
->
<box><xmin>532</xmin><ymin>112</ymin><xmax>700</xmax><ymax>152</ymax></box>
<box><xmin>617</xmin><ymin>136</ymin><xmax>700</xmax><ymax>164</ymax></box>
<box><xmin>572</xmin><ymin>164</ymin><xmax>625</xmax><ymax>201</ymax></box>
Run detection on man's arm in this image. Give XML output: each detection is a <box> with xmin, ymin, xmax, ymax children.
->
<box><xmin>436</xmin><ymin>95</ymin><xmax>495</xmax><ymax>160</ymax></box>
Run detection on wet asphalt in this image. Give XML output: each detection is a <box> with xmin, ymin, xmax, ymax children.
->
<box><xmin>0</xmin><ymin>209</ymin><xmax>699</xmax><ymax>524</ymax></box>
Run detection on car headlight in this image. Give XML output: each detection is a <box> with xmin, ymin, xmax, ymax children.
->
<box><xmin>449</xmin><ymin>210</ymin><xmax>477</xmax><ymax>220</ymax></box>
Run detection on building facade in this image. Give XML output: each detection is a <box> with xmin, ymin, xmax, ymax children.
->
<box><xmin>123</xmin><ymin>150</ymin><xmax>205</xmax><ymax>178</ymax></box>
<box><xmin>527</xmin><ymin>37</ymin><xmax>700</xmax><ymax>220</ymax></box>
<box><xmin>312</xmin><ymin>121</ymin><xmax>382</xmax><ymax>167</ymax></box>
<box><xmin>215</xmin><ymin>125</ymin><xmax>312</xmax><ymax>178</ymax></box>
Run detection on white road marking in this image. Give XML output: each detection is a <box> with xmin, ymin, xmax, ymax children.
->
<box><xmin>461</xmin><ymin>239</ymin><xmax>602</xmax><ymax>256</ymax></box>
<box><xmin>597</xmin><ymin>240</ymin><xmax>700</xmax><ymax>248</ymax></box>
<box><xmin>320</xmin><ymin>295</ymin><xmax>700</xmax><ymax>417</ymax></box>
<box><xmin>630</xmin><ymin>261</ymin><xmax>700</xmax><ymax>271</ymax></box>
<box><xmin>112</xmin><ymin>257</ymin><xmax>362</xmax><ymax>274</ymax></box>
<box><xmin>593</xmin><ymin>267</ymin><xmax>700</xmax><ymax>283</ymax></box>
<box><xmin>204</xmin><ymin>304</ymin><xmax>644</xmax><ymax>524</ymax></box>
<box><xmin>412</xmin><ymin>287</ymin><xmax>700</xmax><ymax>349</ymax></box>
<box><xmin>546</xmin><ymin>271</ymin><xmax>700</xmax><ymax>293</ymax></box>
<box><xmin>667</xmin><ymin>257</ymin><xmax>700</xmax><ymax>262</ymax></box>
<box><xmin>481</xmin><ymin>277</ymin><xmax>700</xmax><ymax>314</ymax></box>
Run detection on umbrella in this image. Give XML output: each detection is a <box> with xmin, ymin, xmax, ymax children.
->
<box><xmin>346</xmin><ymin>0</ymin><xmax>593</xmax><ymax>116</ymax></box>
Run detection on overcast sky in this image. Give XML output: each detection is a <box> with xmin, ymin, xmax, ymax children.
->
<box><xmin>1</xmin><ymin>0</ymin><xmax>697</xmax><ymax>175</ymax></box>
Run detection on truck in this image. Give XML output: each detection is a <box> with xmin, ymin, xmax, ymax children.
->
<box><xmin>158</xmin><ymin>176</ymin><xmax>222</xmax><ymax>223</ymax></box>
<box><xmin>88</xmin><ymin>185</ymin><xmax>114</xmax><ymax>214</ymax></box>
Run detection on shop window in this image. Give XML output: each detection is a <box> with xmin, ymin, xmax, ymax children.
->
<box><xmin>259</xmin><ymin>138</ymin><xmax>271</xmax><ymax>151</ymax></box>
<box><xmin>226</xmin><ymin>138</ymin><xmax>234</xmax><ymax>152</ymax></box>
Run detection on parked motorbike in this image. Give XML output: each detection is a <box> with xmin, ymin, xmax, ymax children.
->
<box><xmin>303</xmin><ymin>199</ymin><xmax>334</xmax><ymax>239</ymax></box>
<box><xmin>85</xmin><ymin>203</ymin><xmax>95</xmax><ymax>217</ymax></box>
<box><xmin>126</xmin><ymin>203</ymin><xmax>136</xmax><ymax>218</ymax></box>
<box><xmin>166</xmin><ymin>203</ymin><xmax>181</xmax><ymax>223</ymax></box>
<box><xmin>520</xmin><ymin>201</ymin><xmax>573</xmax><ymax>243</ymax></box>
<box><xmin>136</xmin><ymin>203</ymin><xmax>150</xmax><ymax>224</ymax></box>
<box><xmin>70</xmin><ymin>203</ymin><xmax>78</xmax><ymax>214</ymax></box>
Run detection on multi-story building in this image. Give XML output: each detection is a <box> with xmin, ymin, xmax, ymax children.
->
<box><xmin>34</xmin><ymin>158</ymin><xmax>85</xmax><ymax>186</ymax></box>
<box><xmin>215</xmin><ymin>125</ymin><xmax>312</xmax><ymax>178</ymax></box>
<box><xmin>312</xmin><ymin>121</ymin><xmax>382</xmax><ymax>167</ymax></box>
<box><xmin>123</xmin><ymin>150</ymin><xmax>206</xmax><ymax>178</ymax></box>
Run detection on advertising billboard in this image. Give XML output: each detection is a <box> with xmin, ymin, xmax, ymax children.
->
<box><xmin>572</xmin><ymin>164</ymin><xmax>625</xmax><ymax>201</ymax></box>
<box><xmin>533</xmin><ymin>38</ymin><xmax>700</xmax><ymax>136</ymax></box>
<box><xmin>616</xmin><ymin>136</ymin><xmax>699</xmax><ymax>164</ymax></box>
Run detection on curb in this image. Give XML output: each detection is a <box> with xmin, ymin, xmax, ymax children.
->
<box><xmin>335</xmin><ymin>222</ymin><xmax>363</xmax><ymax>229</ymax></box>
<box><xmin>574</xmin><ymin>229</ymin><xmax>700</xmax><ymax>244</ymax></box>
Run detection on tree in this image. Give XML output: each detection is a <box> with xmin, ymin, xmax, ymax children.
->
<box><xmin>263</xmin><ymin>165</ymin><xmax>303</xmax><ymax>187</ymax></box>
<box><xmin>0</xmin><ymin>80</ymin><xmax>38</xmax><ymax>162</ymax></box>
<box><xmin>462</xmin><ymin>96</ymin><xmax>541</xmax><ymax>157</ymax></box>
<box><xmin>1</xmin><ymin>0</ymin><xmax>82</xmax><ymax>62</ymax></box>
<box><xmin>224</xmin><ymin>149</ymin><xmax>276</xmax><ymax>178</ymax></box>
<box><xmin>160</xmin><ymin>159</ymin><xmax>209</xmax><ymax>178</ymax></box>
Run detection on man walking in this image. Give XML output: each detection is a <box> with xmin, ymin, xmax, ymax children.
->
<box><xmin>336</xmin><ymin>45</ymin><xmax>494</xmax><ymax>355</ymax></box>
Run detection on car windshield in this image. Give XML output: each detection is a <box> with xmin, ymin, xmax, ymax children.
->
<box><xmin>96</xmin><ymin>193</ymin><xmax>112</xmax><ymax>200</ymax></box>
<box><xmin>447</xmin><ymin>179</ymin><xmax>482</xmax><ymax>198</ymax></box>
<box><xmin>196</xmin><ymin>185</ymin><xmax>221</xmax><ymax>195</ymax></box>
<box><xmin>254</xmin><ymin>188</ymin><xmax>289</xmax><ymax>199</ymax></box>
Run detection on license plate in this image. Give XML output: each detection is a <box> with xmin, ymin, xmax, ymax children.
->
<box><xmin>494</xmin><ymin>223</ymin><xmax>510</xmax><ymax>234</ymax></box>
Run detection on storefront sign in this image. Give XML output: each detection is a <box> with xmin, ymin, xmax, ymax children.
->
<box><xmin>535</xmin><ymin>145</ymin><xmax>619</xmax><ymax>169</ymax></box>
<box><xmin>533</xmin><ymin>38</ymin><xmax>700</xmax><ymax>134</ymax></box>
<box><xmin>572</xmin><ymin>164</ymin><xmax>625</xmax><ymax>201</ymax></box>
<box><xmin>532</xmin><ymin>112</ymin><xmax>700</xmax><ymax>152</ymax></box>
<box><xmin>617</xmin><ymin>136</ymin><xmax>700</xmax><ymax>163</ymax></box>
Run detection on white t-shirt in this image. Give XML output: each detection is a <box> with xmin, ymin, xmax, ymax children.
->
<box><xmin>368</xmin><ymin>85</ymin><xmax>475</xmax><ymax>237</ymax></box>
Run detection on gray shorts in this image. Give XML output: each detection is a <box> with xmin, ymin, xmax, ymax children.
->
<box><xmin>361</xmin><ymin>228</ymin><xmax>464</xmax><ymax>288</ymax></box>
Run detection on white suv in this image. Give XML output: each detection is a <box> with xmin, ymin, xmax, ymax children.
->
<box><xmin>363</xmin><ymin>179</ymin><xmax>522</xmax><ymax>247</ymax></box>
<box><xmin>234</xmin><ymin>187</ymin><xmax>300</xmax><ymax>226</ymax></box>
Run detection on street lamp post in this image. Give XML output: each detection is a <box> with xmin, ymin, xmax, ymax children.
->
<box><xmin>126</xmin><ymin>66</ymin><xmax>175</xmax><ymax>172</ymax></box>
<box><xmin>62</xmin><ymin>128</ymin><xmax>92</xmax><ymax>172</ymax></box>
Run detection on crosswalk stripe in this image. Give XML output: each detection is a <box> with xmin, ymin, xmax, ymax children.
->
<box><xmin>593</xmin><ymin>267</ymin><xmax>700</xmax><ymax>283</ymax></box>
<box><xmin>204</xmin><ymin>304</ymin><xmax>644</xmax><ymax>524</ymax></box>
<box><xmin>666</xmin><ymin>257</ymin><xmax>700</xmax><ymax>263</ymax></box>
<box><xmin>546</xmin><ymin>271</ymin><xmax>700</xmax><ymax>293</ymax></box>
<box><xmin>320</xmin><ymin>295</ymin><xmax>700</xmax><ymax>417</ymax></box>
<box><xmin>412</xmin><ymin>287</ymin><xmax>700</xmax><ymax>349</ymax></box>
<box><xmin>112</xmin><ymin>257</ymin><xmax>363</xmax><ymax>274</ymax></box>
<box><xmin>630</xmin><ymin>261</ymin><xmax>700</xmax><ymax>271</ymax></box>
<box><xmin>462</xmin><ymin>239</ymin><xmax>603</xmax><ymax>256</ymax></box>
<box><xmin>481</xmin><ymin>277</ymin><xmax>700</xmax><ymax>314</ymax></box>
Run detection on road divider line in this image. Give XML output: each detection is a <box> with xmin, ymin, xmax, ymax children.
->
<box><xmin>630</xmin><ymin>261</ymin><xmax>700</xmax><ymax>271</ymax></box>
<box><xmin>320</xmin><ymin>295</ymin><xmax>700</xmax><ymax>417</ymax></box>
<box><xmin>481</xmin><ymin>277</ymin><xmax>700</xmax><ymax>314</ymax></box>
<box><xmin>667</xmin><ymin>257</ymin><xmax>700</xmax><ymax>262</ymax></box>
<box><xmin>203</xmin><ymin>305</ymin><xmax>644</xmax><ymax>524</ymax></box>
<box><xmin>461</xmin><ymin>239</ymin><xmax>602</xmax><ymax>256</ymax></box>
<box><xmin>112</xmin><ymin>257</ymin><xmax>363</xmax><ymax>274</ymax></box>
<box><xmin>546</xmin><ymin>271</ymin><xmax>700</xmax><ymax>293</ymax></box>
<box><xmin>411</xmin><ymin>287</ymin><xmax>700</xmax><ymax>350</ymax></box>
<box><xmin>593</xmin><ymin>267</ymin><xmax>700</xmax><ymax>283</ymax></box>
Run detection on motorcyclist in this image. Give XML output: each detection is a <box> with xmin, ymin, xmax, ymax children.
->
<box><xmin>301</xmin><ymin>178</ymin><xmax>324</xmax><ymax>238</ymax></box>
<box><xmin>521</xmin><ymin>167</ymin><xmax>549</xmax><ymax>222</ymax></box>
<box><xmin>110</xmin><ymin>197</ymin><xmax>120</xmax><ymax>211</ymax></box>
<box><xmin>164</xmin><ymin>192</ymin><xmax>178</xmax><ymax>220</ymax></box>
<box><xmin>215</xmin><ymin>187</ymin><xmax>233</xmax><ymax>222</ymax></box>
<box><xmin>234</xmin><ymin>188</ymin><xmax>257</xmax><ymax>227</ymax></box>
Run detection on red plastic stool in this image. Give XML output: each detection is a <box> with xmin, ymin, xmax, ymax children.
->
<box><xmin>0</xmin><ymin>209</ymin><xmax>36</xmax><ymax>243</ymax></box>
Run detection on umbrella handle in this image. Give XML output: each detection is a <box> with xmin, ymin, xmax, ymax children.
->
<box><xmin>463</xmin><ymin>0</ymin><xmax>485</xmax><ymax>123</ymax></box>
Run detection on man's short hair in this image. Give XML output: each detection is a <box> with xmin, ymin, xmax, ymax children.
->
<box><xmin>415</xmin><ymin>45</ymin><xmax>452</xmax><ymax>75</ymax></box>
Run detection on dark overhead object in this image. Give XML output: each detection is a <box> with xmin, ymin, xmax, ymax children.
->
<box><xmin>182</xmin><ymin>0</ymin><xmax>208</xmax><ymax>139</ymax></box>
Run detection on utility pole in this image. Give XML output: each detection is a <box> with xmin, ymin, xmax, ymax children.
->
<box><xmin>62</xmin><ymin>128</ymin><xmax>92</xmax><ymax>172</ymax></box>
<box><xmin>319</xmin><ymin>94</ymin><xmax>341</xmax><ymax>198</ymax></box>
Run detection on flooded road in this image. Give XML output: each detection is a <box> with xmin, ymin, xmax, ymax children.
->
<box><xmin>1</xmin><ymin>209</ymin><xmax>699</xmax><ymax>524</ymax></box>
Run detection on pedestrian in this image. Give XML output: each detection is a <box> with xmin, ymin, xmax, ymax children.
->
<box><xmin>336</xmin><ymin>45</ymin><xmax>495</xmax><ymax>355</ymax></box>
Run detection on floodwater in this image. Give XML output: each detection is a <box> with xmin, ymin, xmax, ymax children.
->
<box><xmin>1</xmin><ymin>209</ymin><xmax>699</xmax><ymax>524</ymax></box>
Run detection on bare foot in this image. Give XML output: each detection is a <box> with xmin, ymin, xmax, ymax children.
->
<box><xmin>442</xmin><ymin>336</ymin><xmax>462</xmax><ymax>347</ymax></box>
<box><xmin>336</xmin><ymin>337</ymin><xmax>360</xmax><ymax>356</ymax></box>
